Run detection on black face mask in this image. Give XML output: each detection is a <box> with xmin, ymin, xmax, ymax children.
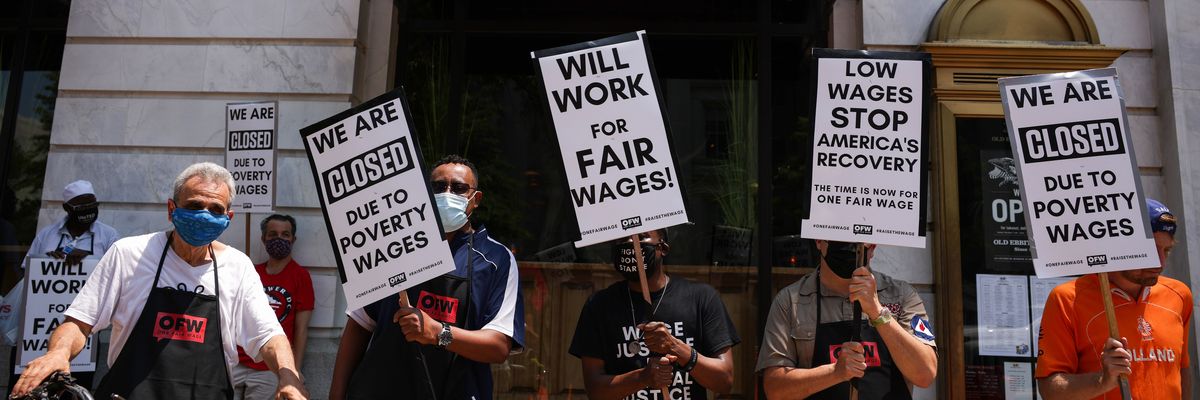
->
<box><xmin>823</xmin><ymin>241</ymin><xmax>863</xmax><ymax>279</ymax></box>
<box><xmin>69</xmin><ymin>207</ymin><xmax>99</xmax><ymax>227</ymax></box>
<box><xmin>612</xmin><ymin>242</ymin><xmax>660</xmax><ymax>282</ymax></box>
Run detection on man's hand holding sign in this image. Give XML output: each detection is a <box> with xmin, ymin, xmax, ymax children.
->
<box><xmin>537</xmin><ymin>32</ymin><xmax>741</xmax><ymax>400</ymax></box>
<box><xmin>1000</xmin><ymin>69</ymin><xmax>1188</xmax><ymax>400</ymax></box>
<box><xmin>758</xmin><ymin>49</ymin><xmax>937</xmax><ymax>400</ymax></box>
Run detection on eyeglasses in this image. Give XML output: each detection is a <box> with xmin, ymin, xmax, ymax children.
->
<box><xmin>431</xmin><ymin>180</ymin><xmax>475</xmax><ymax>195</ymax></box>
<box><xmin>65</xmin><ymin>201</ymin><xmax>100</xmax><ymax>212</ymax></box>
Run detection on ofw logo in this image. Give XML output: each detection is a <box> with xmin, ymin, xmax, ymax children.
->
<box><xmin>418</xmin><ymin>291</ymin><xmax>459</xmax><ymax>324</ymax></box>
<box><xmin>621</xmin><ymin>216</ymin><xmax>642</xmax><ymax>230</ymax></box>
<box><xmin>389</xmin><ymin>272</ymin><xmax>408</xmax><ymax>287</ymax></box>
<box><xmin>1087</xmin><ymin>255</ymin><xmax>1108</xmax><ymax>266</ymax></box>
<box><xmin>853</xmin><ymin>224</ymin><xmax>874</xmax><ymax>235</ymax></box>
<box><xmin>153</xmin><ymin>312</ymin><xmax>207</xmax><ymax>343</ymax></box>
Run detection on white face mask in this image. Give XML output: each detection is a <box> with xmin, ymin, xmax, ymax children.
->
<box><xmin>435</xmin><ymin>192</ymin><xmax>475</xmax><ymax>233</ymax></box>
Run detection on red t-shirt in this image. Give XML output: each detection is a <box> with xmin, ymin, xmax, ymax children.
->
<box><xmin>237</xmin><ymin>259</ymin><xmax>315</xmax><ymax>370</ymax></box>
<box><xmin>1036</xmin><ymin>274</ymin><xmax>1192</xmax><ymax>399</ymax></box>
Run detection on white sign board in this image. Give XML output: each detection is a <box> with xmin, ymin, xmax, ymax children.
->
<box><xmin>226</xmin><ymin>101</ymin><xmax>277</xmax><ymax>213</ymax></box>
<box><xmin>532</xmin><ymin>31</ymin><xmax>689</xmax><ymax>247</ymax></box>
<box><xmin>18</xmin><ymin>258</ymin><xmax>98</xmax><ymax>373</ymax></box>
<box><xmin>999</xmin><ymin>68</ymin><xmax>1157</xmax><ymax>278</ymax></box>
<box><xmin>800</xmin><ymin>49</ymin><xmax>930</xmax><ymax>248</ymax></box>
<box><xmin>300</xmin><ymin>89</ymin><xmax>455</xmax><ymax>310</ymax></box>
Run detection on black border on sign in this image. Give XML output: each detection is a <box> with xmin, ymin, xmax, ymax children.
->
<box><xmin>299</xmin><ymin>86</ymin><xmax>447</xmax><ymax>284</ymax></box>
<box><xmin>529</xmin><ymin>31</ymin><xmax>690</xmax><ymax>246</ymax></box>
<box><xmin>529</xmin><ymin>31</ymin><xmax>641</xmax><ymax>60</ymax></box>
<box><xmin>800</xmin><ymin>48</ymin><xmax>932</xmax><ymax>238</ymax></box>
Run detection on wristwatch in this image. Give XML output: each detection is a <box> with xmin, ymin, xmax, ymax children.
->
<box><xmin>436</xmin><ymin>323</ymin><xmax>453</xmax><ymax>349</ymax></box>
<box><xmin>869</xmin><ymin>307</ymin><xmax>894</xmax><ymax>328</ymax></box>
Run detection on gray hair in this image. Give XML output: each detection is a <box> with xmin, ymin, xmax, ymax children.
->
<box><xmin>173</xmin><ymin>162</ymin><xmax>237</xmax><ymax>204</ymax></box>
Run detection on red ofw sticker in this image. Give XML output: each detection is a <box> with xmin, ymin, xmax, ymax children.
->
<box><xmin>417</xmin><ymin>291</ymin><xmax>459</xmax><ymax>324</ymax></box>
<box><xmin>829</xmin><ymin>341</ymin><xmax>882</xmax><ymax>367</ymax></box>
<box><xmin>153</xmin><ymin>312</ymin><xmax>207</xmax><ymax>343</ymax></box>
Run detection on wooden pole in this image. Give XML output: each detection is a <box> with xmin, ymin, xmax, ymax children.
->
<box><xmin>244</xmin><ymin>214</ymin><xmax>252</xmax><ymax>256</ymax></box>
<box><xmin>632</xmin><ymin>234</ymin><xmax>652</xmax><ymax>304</ymax></box>
<box><xmin>1096</xmin><ymin>273</ymin><xmax>1133</xmax><ymax>400</ymax></box>
<box><xmin>850</xmin><ymin>244</ymin><xmax>865</xmax><ymax>400</ymax></box>
<box><xmin>631</xmin><ymin>233</ymin><xmax>668</xmax><ymax>397</ymax></box>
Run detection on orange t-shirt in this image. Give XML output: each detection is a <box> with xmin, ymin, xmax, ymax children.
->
<box><xmin>1036</xmin><ymin>274</ymin><xmax>1192</xmax><ymax>399</ymax></box>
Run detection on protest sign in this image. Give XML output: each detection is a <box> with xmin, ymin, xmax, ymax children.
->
<box><xmin>800</xmin><ymin>49</ymin><xmax>931</xmax><ymax>248</ymax></box>
<box><xmin>226</xmin><ymin>101</ymin><xmax>277</xmax><ymax>213</ymax></box>
<box><xmin>532</xmin><ymin>31</ymin><xmax>689</xmax><ymax>247</ymax></box>
<box><xmin>17</xmin><ymin>258</ymin><xmax>98</xmax><ymax>373</ymax></box>
<box><xmin>999</xmin><ymin>68</ymin><xmax>1157</xmax><ymax>278</ymax></box>
<box><xmin>300</xmin><ymin>88</ymin><xmax>455</xmax><ymax>310</ymax></box>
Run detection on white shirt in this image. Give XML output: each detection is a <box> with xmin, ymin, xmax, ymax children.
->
<box><xmin>65</xmin><ymin>231</ymin><xmax>284</xmax><ymax>379</ymax></box>
<box><xmin>22</xmin><ymin>217</ymin><xmax>120</xmax><ymax>268</ymax></box>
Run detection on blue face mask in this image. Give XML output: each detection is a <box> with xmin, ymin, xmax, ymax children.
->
<box><xmin>171</xmin><ymin>207</ymin><xmax>231</xmax><ymax>247</ymax></box>
<box><xmin>435</xmin><ymin>192</ymin><xmax>474</xmax><ymax>233</ymax></box>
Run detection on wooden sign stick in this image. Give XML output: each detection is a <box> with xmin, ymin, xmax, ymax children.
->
<box><xmin>631</xmin><ymin>233</ymin><xmax>669</xmax><ymax>397</ymax></box>
<box><xmin>1096</xmin><ymin>273</ymin><xmax>1132</xmax><ymax>400</ymax></box>
<box><xmin>850</xmin><ymin>243</ymin><xmax>865</xmax><ymax>400</ymax></box>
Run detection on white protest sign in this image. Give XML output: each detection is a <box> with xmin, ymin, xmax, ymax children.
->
<box><xmin>300</xmin><ymin>88</ymin><xmax>455</xmax><ymax>310</ymax></box>
<box><xmin>800</xmin><ymin>49</ymin><xmax>930</xmax><ymax>248</ymax></box>
<box><xmin>532</xmin><ymin>31</ymin><xmax>689</xmax><ymax>247</ymax></box>
<box><xmin>226</xmin><ymin>101</ymin><xmax>277</xmax><ymax>213</ymax></box>
<box><xmin>18</xmin><ymin>258</ymin><xmax>98</xmax><ymax>373</ymax></box>
<box><xmin>999</xmin><ymin>68</ymin><xmax>1157</xmax><ymax>278</ymax></box>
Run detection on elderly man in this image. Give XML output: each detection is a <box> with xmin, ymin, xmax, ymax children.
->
<box><xmin>1036</xmin><ymin>199</ymin><xmax>1193</xmax><ymax>399</ymax></box>
<box><xmin>12</xmin><ymin>162</ymin><xmax>307</xmax><ymax>400</ymax></box>
<box><xmin>330</xmin><ymin>154</ymin><xmax>525</xmax><ymax>400</ymax></box>
<box><xmin>757</xmin><ymin>240</ymin><xmax>937</xmax><ymax>399</ymax></box>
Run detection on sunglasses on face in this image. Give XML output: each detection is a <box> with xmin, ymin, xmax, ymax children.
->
<box><xmin>430</xmin><ymin>180</ymin><xmax>475</xmax><ymax>195</ymax></box>
<box><xmin>65</xmin><ymin>201</ymin><xmax>100</xmax><ymax>212</ymax></box>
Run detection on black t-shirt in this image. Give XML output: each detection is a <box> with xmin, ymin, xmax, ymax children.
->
<box><xmin>569</xmin><ymin>276</ymin><xmax>740</xmax><ymax>400</ymax></box>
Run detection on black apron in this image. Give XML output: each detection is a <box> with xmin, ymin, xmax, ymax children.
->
<box><xmin>808</xmin><ymin>275</ymin><xmax>910</xmax><ymax>400</ymax></box>
<box><xmin>94</xmin><ymin>232</ymin><xmax>234</xmax><ymax>400</ymax></box>
<box><xmin>347</xmin><ymin>271</ymin><xmax>473</xmax><ymax>400</ymax></box>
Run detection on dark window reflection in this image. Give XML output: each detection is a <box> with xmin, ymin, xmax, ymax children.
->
<box><xmin>398</xmin><ymin>1</ymin><xmax>827</xmax><ymax>396</ymax></box>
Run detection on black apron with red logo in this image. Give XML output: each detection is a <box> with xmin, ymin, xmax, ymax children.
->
<box><xmin>94</xmin><ymin>233</ymin><xmax>233</xmax><ymax>400</ymax></box>
<box><xmin>808</xmin><ymin>278</ymin><xmax>910</xmax><ymax>400</ymax></box>
<box><xmin>346</xmin><ymin>272</ymin><xmax>473</xmax><ymax>400</ymax></box>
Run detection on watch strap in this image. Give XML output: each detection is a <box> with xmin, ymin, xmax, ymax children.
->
<box><xmin>436</xmin><ymin>323</ymin><xmax>453</xmax><ymax>348</ymax></box>
<box><xmin>869</xmin><ymin>308</ymin><xmax>893</xmax><ymax>328</ymax></box>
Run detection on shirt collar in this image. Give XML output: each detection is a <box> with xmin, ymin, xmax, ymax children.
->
<box><xmin>797</xmin><ymin>268</ymin><xmax>891</xmax><ymax>295</ymax></box>
<box><xmin>449</xmin><ymin>225</ymin><xmax>488</xmax><ymax>250</ymax></box>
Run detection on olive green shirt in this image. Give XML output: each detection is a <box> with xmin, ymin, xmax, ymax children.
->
<box><xmin>755</xmin><ymin>270</ymin><xmax>935</xmax><ymax>372</ymax></box>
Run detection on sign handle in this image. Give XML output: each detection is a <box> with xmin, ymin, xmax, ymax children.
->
<box><xmin>631</xmin><ymin>234</ymin><xmax>652</xmax><ymax>304</ymax></box>
<box><xmin>630</xmin><ymin>233</ymin><xmax>669</xmax><ymax>396</ymax></box>
<box><xmin>849</xmin><ymin>244</ymin><xmax>865</xmax><ymax>399</ymax></box>
<box><xmin>244</xmin><ymin>214</ymin><xmax>252</xmax><ymax>256</ymax></box>
<box><xmin>1096</xmin><ymin>273</ymin><xmax>1132</xmax><ymax>400</ymax></box>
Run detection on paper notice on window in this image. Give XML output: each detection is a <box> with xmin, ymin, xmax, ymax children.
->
<box><xmin>1004</xmin><ymin>362</ymin><xmax>1035</xmax><ymax>399</ymax></box>
<box><xmin>1030</xmin><ymin>276</ymin><xmax>1073</xmax><ymax>355</ymax></box>
<box><xmin>976</xmin><ymin>274</ymin><xmax>1032</xmax><ymax>357</ymax></box>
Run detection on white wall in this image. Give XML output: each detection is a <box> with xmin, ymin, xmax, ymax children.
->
<box><xmin>34</xmin><ymin>0</ymin><xmax>368</xmax><ymax>397</ymax></box>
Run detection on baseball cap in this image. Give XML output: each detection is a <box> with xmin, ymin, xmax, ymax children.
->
<box><xmin>62</xmin><ymin>180</ymin><xmax>95</xmax><ymax>202</ymax></box>
<box><xmin>1146</xmin><ymin>198</ymin><xmax>1176</xmax><ymax>236</ymax></box>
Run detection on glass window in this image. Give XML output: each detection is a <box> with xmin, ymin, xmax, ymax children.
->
<box><xmin>396</xmin><ymin>2</ymin><xmax>828</xmax><ymax>397</ymax></box>
<box><xmin>955</xmin><ymin>117</ymin><xmax>1044</xmax><ymax>398</ymax></box>
<box><xmin>0</xmin><ymin>1</ymin><xmax>69</xmax><ymax>292</ymax></box>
